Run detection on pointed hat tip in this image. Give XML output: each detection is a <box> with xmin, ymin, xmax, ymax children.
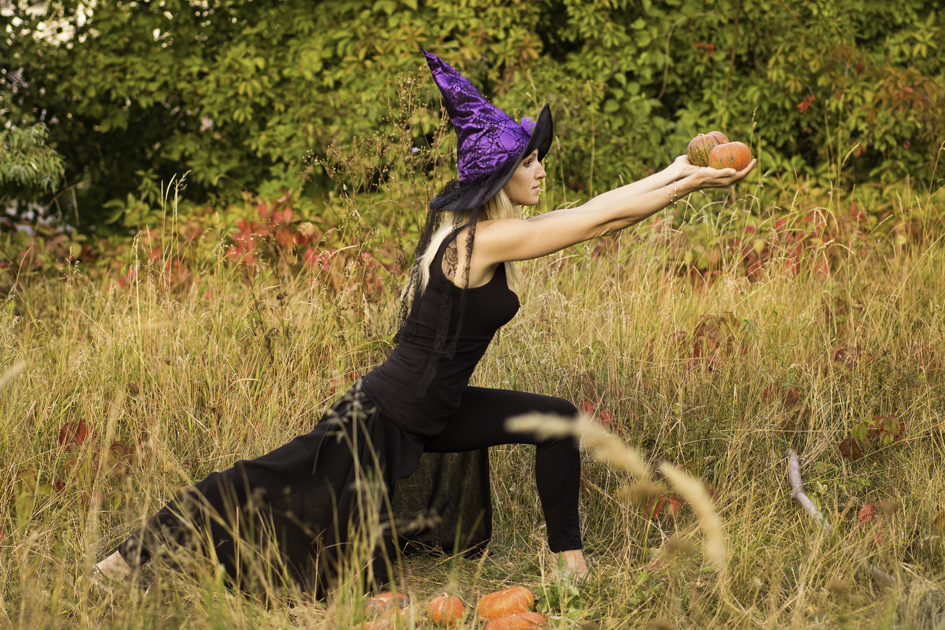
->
<box><xmin>423</xmin><ymin>49</ymin><xmax>446</xmax><ymax>71</ymax></box>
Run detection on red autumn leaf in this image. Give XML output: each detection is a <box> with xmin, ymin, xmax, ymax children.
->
<box><xmin>256</xmin><ymin>202</ymin><xmax>272</xmax><ymax>222</ymax></box>
<box><xmin>597</xmin><ymin>409</ymin><xmax>614</xmax><ymax>428</ymax></box>
<box><xmin>578</xmin><ymin>401</ymin><xmax>596</xmax><ymax>416</ymax></box>
<box><xmin>646</xmin><ymin>497</ymin><xmax>666</xmax><ymax>519</ymax></box>
<box><xmin>646</xmin><ymin>495</ymin><xmax>684</xmax><ymax>520</ymax></box>
<box><xmin>57</xmin><ymin>420</ymin><xmax>91</xmax><ymax>450</ymax></box>
<box><xmin>763</xmin><ymin>383</ymin><xmax>777</xmax><ymax>402</ymax></box>
<box><xmin>783</xmin><ymin>387</ymin><xmax>801</xmax><ymax>406</ymax></box>
<box><xmin>858</xmin><ymin>503</ymin><xmax>877</xmax><ymax>526</ymax></box>
<box><xmin>665</xmin><ymin>496</ymin><xmax>683</xmax><ymax>518</ymax></box>
<box><xmin>838</xmin><ymin>435</ymin><xmax>863</xmax><ymax>461</ymax></box>
<box><xmin>275</xmin><ymin>226</ymin><xmax>296</xmax><ymax>247</ymax></box>
<box><xmin>109</xmin><ymin>441</ymin><xmax>133</xmax><ymax>457</ymax></box>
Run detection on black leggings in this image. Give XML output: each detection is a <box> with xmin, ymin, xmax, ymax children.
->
<box><xmin>424</xmin><ymin>387</ymin><xmax>581</xmax><ymax>552</ymax></box>
<box><xmin>118</xmin><ymin>386</ymin><xmax>581</xmax><ymax>591</ymax></box>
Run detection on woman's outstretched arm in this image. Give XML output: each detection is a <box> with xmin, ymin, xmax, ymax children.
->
<box><xmin>473</xmin><ymin>157</ymin><xmax>755</xmax><ymax>266</ymax></box>
<box><xmin>572</xmin><ymin>155</ymin><xmax>697</xmax><ymax>203</ymax></box>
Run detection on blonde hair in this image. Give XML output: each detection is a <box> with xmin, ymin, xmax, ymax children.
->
<box><xmin>417</xmin><ymin>188</ymin><xmax>521</xmax><ymax>297</ymax></box>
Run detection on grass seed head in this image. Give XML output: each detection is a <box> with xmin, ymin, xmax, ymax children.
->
<box><xmin>827</xmin><ymin>578</ymin><xmax>850</xmax><ymax>599</ymax></box>
<box><xmin>618</xmin><ymin>480</ymin><xmax>666</xmax><ymax>504</ymax></box>
<box><xmin>506</xmin><ymin>413</ymin><xmax>652</xmax><ymax>481</ymax></box>
<box><xmin>878</xmin><ymin>499</ymin><xmax>899</xmax><ymax>516</ymax></box>
<box><xmin>658</xmin><ymin>462</ymin><xmax>727</xmax><ymax>571</ymax></box>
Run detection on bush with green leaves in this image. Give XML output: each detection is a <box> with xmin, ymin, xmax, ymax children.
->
<box><xmin>0</xmin><ymin>123</ymin><xmax>65</xmax><ymax>203</ymax></box>
<box><xmin>1</xmin><ymin>0</ymin><xmax>942</xmax><ymax>230</ymax></box>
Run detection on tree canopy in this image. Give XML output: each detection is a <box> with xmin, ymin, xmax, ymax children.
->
<box><xmin>2</xmin><ymin>0</ymin><xmax>942</xmax><ymax>230</ymax></box>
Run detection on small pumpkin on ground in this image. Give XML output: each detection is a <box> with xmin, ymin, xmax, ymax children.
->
<box><xmin>477</xmin><ymin>586</ymin><xmax>535</xmax><ymax>619</ymax></box>
<box><xmin>364</xmin><ymin>592</ymin><xmax>409</xmax><ymax>618</ymax></box>
<box><xmin>484</xmin><ymin>611</ymin><xmax>547</xmax><ymax>629</ymax></box>
<box><xmin>708</xmin><ymin>141</ymin><xmax>752</xmax><ymax>170</ymax></box>
<box><xmin>687</xmin><ymin>131</ymin><xmax>728</xmax><ymax>167</ymax></box>
<box><xmin>427</xmin><ymin>594</ymin><xmax>465</xmax><ymax>626</ymax></box>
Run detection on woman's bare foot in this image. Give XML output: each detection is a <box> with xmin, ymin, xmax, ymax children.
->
<box><xmin>95</xmin><ymin>551</ymin><xmax>133</xmax><ymax>582</ymax></box>
<box><xmin>550</xmin><ymin>549</ymin><xmax>590</xmax><ymax>581</ymax></box>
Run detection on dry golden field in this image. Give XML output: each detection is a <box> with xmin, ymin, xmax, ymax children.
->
<box><xmin>2</xmin><ymin>180</ymin><xmax>945</xmax><ymax>629</ymax></box>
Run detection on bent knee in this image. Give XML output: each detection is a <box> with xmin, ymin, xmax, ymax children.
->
<box><xmin>531</xmin><ymin>397</ymin><xmax>579</xmax><ymax>448</ymax></box>
<box><xmin>543</xmin><ymin>396</ymin><xmax>578</xmax><ymax>420</ymax></box>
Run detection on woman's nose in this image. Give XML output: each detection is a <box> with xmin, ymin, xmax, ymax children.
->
<box><xmin>537</xmin><ymin>164</ymin><xmax>547</xmax><ymax>179</ymax></box>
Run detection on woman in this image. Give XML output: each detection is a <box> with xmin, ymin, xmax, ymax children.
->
<box><xmin>95</xmin><ymin>51</ymin><xmax>754</xmax><ymax>594</ymax></box>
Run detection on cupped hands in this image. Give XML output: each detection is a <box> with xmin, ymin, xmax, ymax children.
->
<box><xmin>671</xmin><ymin>154</ymin><xmax>756</xmax><ymax>190</ymax></box>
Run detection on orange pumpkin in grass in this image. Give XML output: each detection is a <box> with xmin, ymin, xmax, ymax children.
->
<box><xmin>687</xmin><ymin>131</ymin><xmax>728</xmax><ymax>167</ymax></box>
<box><xmin>427</xmin><ymin>594</ymin><xmax>465</xmax><ymax>626</ymax></box>
<box><xmin>364</xmin><ymin>592</ymin><xmax>409</xmax><ymax>618</ymax></box>
<box><xmin>484</xmin><ymin>611</ymin><xmax>547</xmax><ymax>629</ymax></box>
<box><xmin>477</xmin><ymin>586</ymin><xmax>535</xmax><ymax>619</ymax></box>
<box><xmin>708</xmin><ymin>141</ymin><xmax>752</xmax><ymax>170</ymax></box>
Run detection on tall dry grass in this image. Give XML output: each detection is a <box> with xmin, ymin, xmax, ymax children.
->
<box><xmin>2</xmin><ymin>174</ymin><xmax>945</xmax><ymax>629</ymax></box>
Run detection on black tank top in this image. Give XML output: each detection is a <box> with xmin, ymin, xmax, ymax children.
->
<box><xmin>360</xmin><ymin>233</ymin><xmax>520</xmax><ymax>437</ymax></box>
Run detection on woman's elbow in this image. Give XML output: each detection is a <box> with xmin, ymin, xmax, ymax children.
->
<box><xmin>594</xmin><ymin>219</ymin><xmax>635</xmax><ymax>239</ymax></box>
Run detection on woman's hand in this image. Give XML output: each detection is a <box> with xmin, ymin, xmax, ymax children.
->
<box><xmin>686</xmin><ymin>159</ymin><xmax>757</xmax><ymax>190</ymax></box>
<box><xmin>670</xmin><ymin>155</ymin><xmax>702</xmax><ymax>180</ymax></box>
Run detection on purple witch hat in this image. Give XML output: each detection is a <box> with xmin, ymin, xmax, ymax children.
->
<box><xmin>424</xmin><ymin>50</ymin><xmax>553</xmax><ymax>212</ymax></box>
<box><xmin>394</xmin><ymin>52</ymin><xmax>553</xmax><ymax>396</ymax></box>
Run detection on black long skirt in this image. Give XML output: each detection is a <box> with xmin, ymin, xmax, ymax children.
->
<box><xmin>118</xmin><ymin>383</ymin><xmax>491</xmax><ymax>596</ymax></box>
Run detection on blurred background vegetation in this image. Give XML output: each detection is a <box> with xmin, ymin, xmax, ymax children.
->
<box><xmin>2</xmin><ymin>0</ymin><xmax>942</xmax><ymax>228</ymax></box>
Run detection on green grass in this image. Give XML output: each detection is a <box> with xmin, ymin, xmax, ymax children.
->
<box><xmin>2</xmin><ymin>187</ymin><xmax>945</xmax><ymax>629</ymax></box>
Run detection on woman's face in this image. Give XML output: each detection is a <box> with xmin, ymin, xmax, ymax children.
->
<box><xmin>504</xmin><ymin>150</ymin><xmax>546</xmax><ymax>206</ymax></box>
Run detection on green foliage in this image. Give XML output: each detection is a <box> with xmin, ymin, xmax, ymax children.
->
<box><xmin>0</xmin><ymin>123</ymin><xmax>66</xmax><ymax>201</ymax></box>
<box><xmin>1</xmin><ymin>0</ymin><xmax>943</xmax><ymax>230</ymax></box>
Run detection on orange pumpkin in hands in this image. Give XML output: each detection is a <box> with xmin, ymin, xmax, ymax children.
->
<box><xmin>708</xmin><ymin>141</ymin><xmax>752</xmax><ymax>170</ymax></box>
<box><xmin>484</xmin><ymin>611</ymin><xmax>547</xmax><ymax>629</ymax></box>
<box><xmin>477</xmin><ymin>586</ymin><xmax>535</xmax><ymax>619</ymax></box>
<box><xmin>427</xmin><ymin>594</ymin><xmax>465</xmax><ymax>626</ymax></box>
<box><xmin>687</xmin><ymin>131</ymin><xmax>728</xmax><ymax>167</ymax></box>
